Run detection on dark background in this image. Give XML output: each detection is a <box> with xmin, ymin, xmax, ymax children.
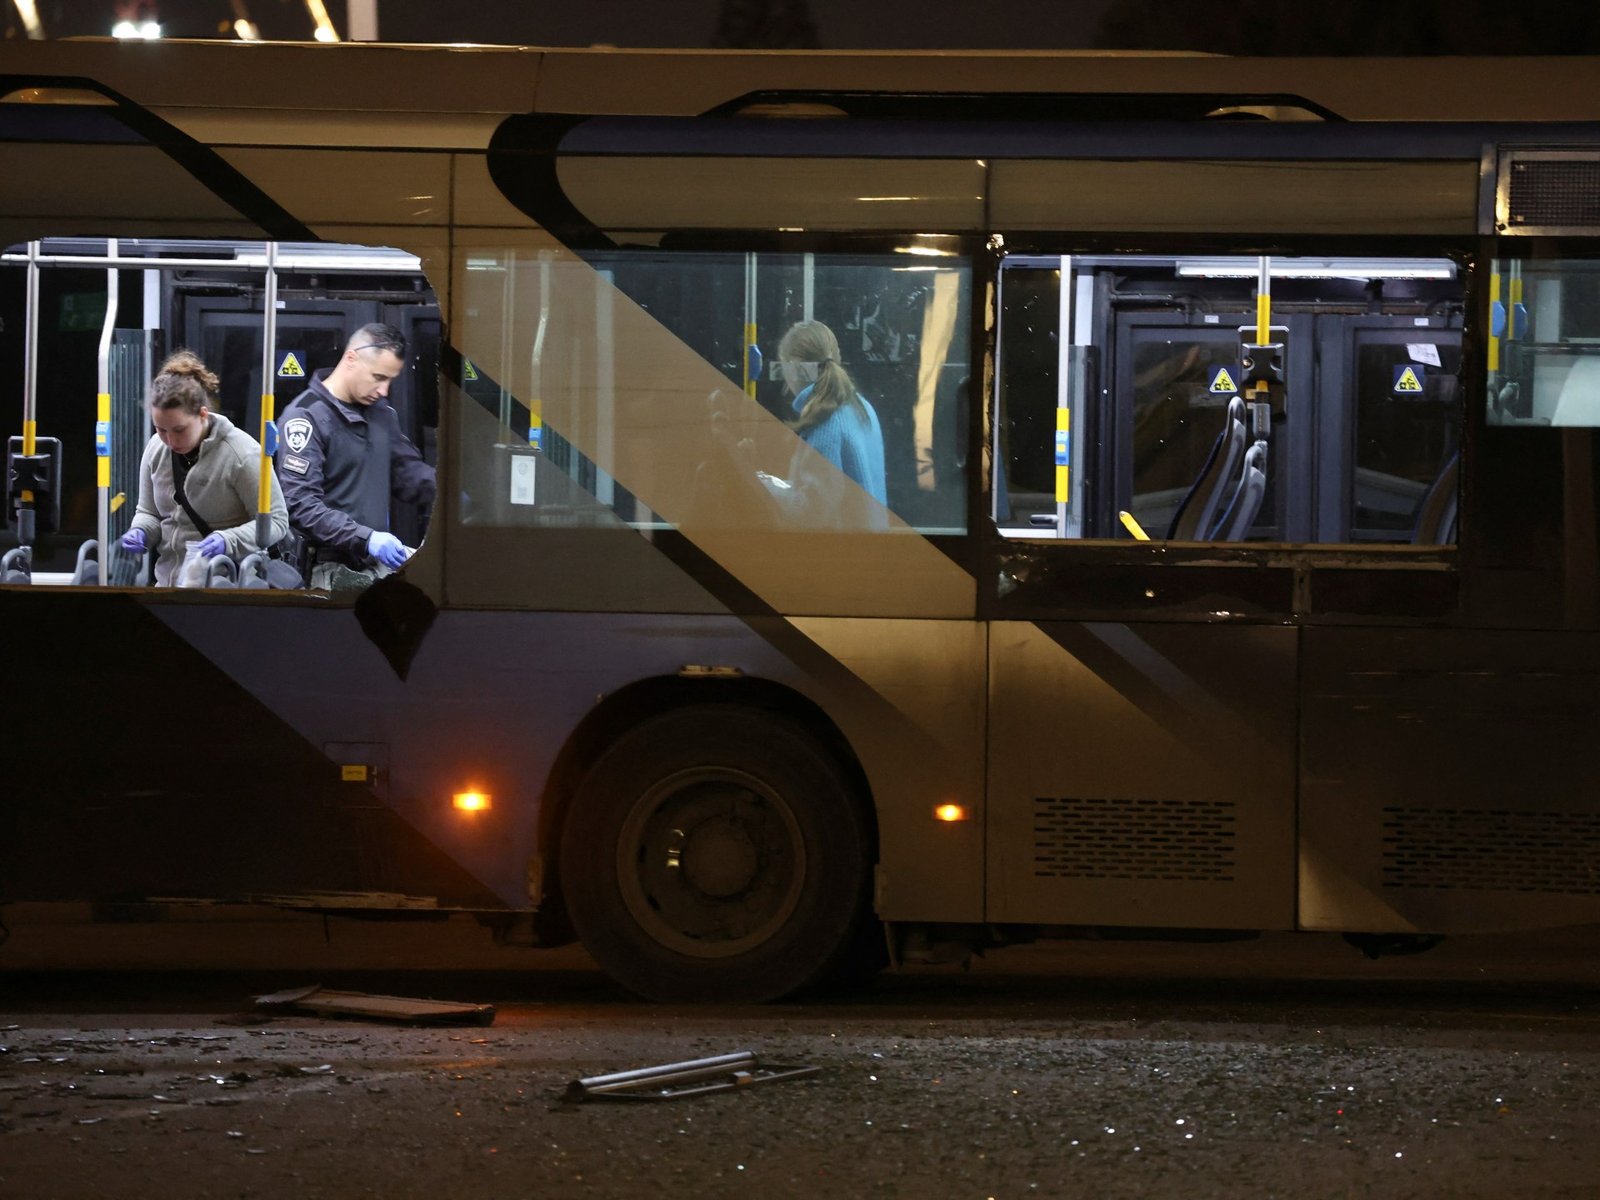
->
<box><xmin>7</xmin><ymin>0</ymin><xmax>1600</xmax><ymax>53</ymax></box>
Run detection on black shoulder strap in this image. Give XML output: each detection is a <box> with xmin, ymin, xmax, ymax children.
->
<box><xmin>171</xmin><ymin>453</ymin><xmax>215</xmax><ymax>538</ymax></box>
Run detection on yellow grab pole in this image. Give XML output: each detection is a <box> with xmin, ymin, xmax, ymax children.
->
<box><xmin>256</xmin><ymin>241</ymin><xmax>279</xmax><ymax>551</ymax></box>
<box><xmin>1054</xmin><ymin>407</ymin><xmax>1070</xmax><ymax>503</ymax></box>
<box><xmin>1488</xmin><ymin>270</ymin><xmax>1501</xmax><ymax>374</ymax></box>
<box><xmin>1251</xmin><ymin>256</ymin><xmax>1272</xmax><ymax>401</ymax></box>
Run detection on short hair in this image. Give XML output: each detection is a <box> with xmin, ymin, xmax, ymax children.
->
<box><xmin>346</xmin><ymin>322</ymin><xmax>407</xmax><ymax>359</ymax></box>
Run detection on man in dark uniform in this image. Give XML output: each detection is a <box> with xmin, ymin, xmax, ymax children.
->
<box><xmin>276</xmin><ymin>322</ymin><xmax>436</xmax><ymax>590</ymax></box>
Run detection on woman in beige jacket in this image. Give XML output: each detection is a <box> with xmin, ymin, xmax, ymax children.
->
<box><xmin>120</xmin><ymin>351</ymin><xmax>289</xmax><ymax>586</ymax></box>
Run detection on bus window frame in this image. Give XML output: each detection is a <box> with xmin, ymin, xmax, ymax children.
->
<box><xmin>449</xmin><ymin>227</ymin><xmax>992</xmax><ymax>604</ymax></box>
<box><xmin>0</xmin><ymin>236</ymin><xmax>444</xmax><ymax>603</ymax></box>
<box><xmin>980</xmin><ymin>230</ymin><xmax>1472</xmax><ymax>626</ymax></box>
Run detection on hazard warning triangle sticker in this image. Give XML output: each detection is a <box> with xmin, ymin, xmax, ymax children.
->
<box><xmin>276</xmin><ymin>351</ymin><xmax>306</xmax><ymax>378</ymax></box>
<box><xmin>1208</xmin><ymin>366</ymin><xmax>1238</xmax><ymax>394</ymax></box>
<box><xmin>1392</xmin><ymin>364</ymin><xmax>1424</xmax><ymax>393</ymax></box>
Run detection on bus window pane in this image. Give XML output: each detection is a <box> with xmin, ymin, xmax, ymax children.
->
<box><xmin>455</xmin><ymin>248</ymin><xmax>971</xmax><ymax>537</ymax></box>
<box><xmin>1353</xmin><ymin>340</ymin><xmax>1461</xmax><ymax>540</ymax></box>
<box><xmin>1488</xmin><ymin>257</ymin><xmax>1600</xmax><ymax>427</ymax></box>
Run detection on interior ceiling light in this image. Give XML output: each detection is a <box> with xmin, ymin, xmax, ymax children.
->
<box><xmin>111</xmin><ymin>18</ymin><xmax>161</xmax><ymax>38</ymax></box>
<box><xmin>1175</xmin><ymin>258</ymin><xmax>1456</xmax><ymax>280</ymax></box>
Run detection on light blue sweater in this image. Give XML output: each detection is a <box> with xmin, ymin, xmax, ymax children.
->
<box><xmin>792</xmin><ymin>385</ymin><xmax>888</xmax><ymax>506</ymax></box>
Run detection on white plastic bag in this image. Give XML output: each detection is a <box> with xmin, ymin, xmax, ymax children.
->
<box><xmin>176</xmin><ymin>541</ymin><xmax>208</xmax><ymax>588</ymax></box>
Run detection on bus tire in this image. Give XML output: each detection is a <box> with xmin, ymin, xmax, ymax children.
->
<box><xmin>559</xmin><ymin>705</ymin><xmax>873</xmax><ymax>1003</ymax></box>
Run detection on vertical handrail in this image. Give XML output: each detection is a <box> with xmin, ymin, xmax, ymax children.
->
<box><xmin>1255</xmin><ymin>255</ymin><xmax>1272</xmax><ymax>347</ymax></box>
<box><xmin>256</xmin><ymin>241</ymin><xmax>278</xmax><ymax>550</ymax></box>
<box><xmin>742</xmin><ymin>252</ymin><xmax>758</xmax><ymax>401</ymax></box>
<box><xmin>528</xmin><ymin>252</ymin><xmax>549</xmax><ymax>451</ymax></box>
<box><xmin>95</xmin><ymin>237</ymin><xmax>120</xmax><ymax>585</ymax></box>
<box><xmin>1054</xmin><ymin>253</ymin><xmax>1073</xmax><ymax>539</ymax></box>
<box><xmin>17</xmin><ymin>240</ymin><xmax>40</xmax><ymax>547</ymax></box>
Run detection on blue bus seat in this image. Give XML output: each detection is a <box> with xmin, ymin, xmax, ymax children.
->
<box><xmin>1411</xmin><ymin>449</ymin><xmax>1460</xmax><ymax>545</ymax></box>
<box><xmin>1217</xmin><ymin>440</ymin><xmax>1268</xmax><ymax>541</ymax></box>
<box><xmin>1167</xmin><ymin>396</ymin><xmax>1246</xmax><ymax>541</ymax></box>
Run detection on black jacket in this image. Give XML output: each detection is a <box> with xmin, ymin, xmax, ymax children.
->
<box><xmin>275</xmin><ymin>369</ymin><xmax>435</xmax><ymax>565</ymax></box>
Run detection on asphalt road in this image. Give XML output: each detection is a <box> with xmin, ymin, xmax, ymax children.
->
<box><xmin>3</xmin><ymin>911</ymin><xmax>1599</xmax><ymax>1199</ymax></box>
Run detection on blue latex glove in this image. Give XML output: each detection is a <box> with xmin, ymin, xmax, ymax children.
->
<box><xmin>366</xmin><ymin>530</ymin><xmax>408</xmax><ymax>570</ymax></box>
<box><xmin>196</xmin><ymin>532</ymin><xmax>227</xmax><ymax>559</ymax></box>
<box><xmin>118</xmin><ymin>528</ymin><xmax>147</xmax><ymax>556</ymax></box>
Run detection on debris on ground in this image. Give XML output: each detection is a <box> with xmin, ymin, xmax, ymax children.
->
<box><xmin>253</xmin><ymin>985</ymin><xmax>495</xmax><ymax>1026</ymax></box>
<box><xmin>563</xmin><ymin>1049</ymin><xmax>818</xmax><ymax>1103</ymax></box>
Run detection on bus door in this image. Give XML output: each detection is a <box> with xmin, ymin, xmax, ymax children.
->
<box><xmin>1298</xmin><ymin>204</ymin><xmax>1600</xmax><ymax>940</ymax></box>
<box><xmin>1112</xmin><ymin>308</ymin><xmax>1315</xmax><ymax>542</ymax></box>
<box><xmin>183</xmin><ymin>286</ymin><xmax>440</xmax><ymax>547</ymax></box>
<box><xmin>985</xmin><ymin>254</ymin><xmax>1300</xmax><ymax>932</ymax></box>
<box><xmin>184</xmin><ymin>293</ymin><xmax>367</xmax><ymax>446</ymax></box>
<box><xmin>1312</xmin><ymin>314</ymin><xmax>1463</xmax><ymax>544</ymax></box>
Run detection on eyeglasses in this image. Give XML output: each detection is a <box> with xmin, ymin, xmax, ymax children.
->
<box><xmin>350</xmin><ymin>341</ymin><xmax>406</xmax><ymax>357</ymax></box>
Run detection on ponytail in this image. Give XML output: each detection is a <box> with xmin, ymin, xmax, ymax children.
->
<box><xmin>778</xmin><ymin>320</ymin><xmax>863</xmax><ymax>433</ymax></box>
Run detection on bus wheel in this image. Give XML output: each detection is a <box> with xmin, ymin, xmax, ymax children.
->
<box><xmin>559</xmin><ymin>705</ymin><xmax>872</xmax><ymax>1003</ymax></box>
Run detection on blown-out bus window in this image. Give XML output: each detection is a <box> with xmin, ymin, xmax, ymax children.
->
<box><xmin>0</xmin><ymin>238</ymin><xmax>439</xmax><ymax>590</ymax></box>
<box><xmin>995</xmin><ymin>254</ymin><xmax>1464</xmax><ymax>546</ymax></box>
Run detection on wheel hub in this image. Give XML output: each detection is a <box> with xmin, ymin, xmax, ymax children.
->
<box><xmin>615</xmin><ymin>767</ymin><xmax>806</xmax><ymax>959</ymax></box>
<box><xmin>678</xmin><ymin>818</ymin><xmax>761</xmax><ymax>899</ymax></box>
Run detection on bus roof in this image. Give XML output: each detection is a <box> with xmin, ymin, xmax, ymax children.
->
<box><xmin>2</xmin><ymin>39</ymin><xmax>1598</xmax><ymax>125</ymax></box>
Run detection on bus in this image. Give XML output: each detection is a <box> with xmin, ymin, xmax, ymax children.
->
<box><xmin>2</xmin><ymin>39</ymin><xmax>1598</xmax><ymax>1001</ymax></box>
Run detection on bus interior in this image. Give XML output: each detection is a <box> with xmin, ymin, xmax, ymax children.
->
<box><xmin>0</xmin><ymin>238</ymin><xmax>439</xmax><ymax>585</ymax></box>
<box><xmin>3</xmin><ymin>241</ymin><xmax>1472</xmax><ymax>580</ymax></box>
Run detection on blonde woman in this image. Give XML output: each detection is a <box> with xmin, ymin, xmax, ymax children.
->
<box><xmin>120</xmin><ymin>351</ymin><xmax>288</xmax><ymax>585</ymax></box>
<box><xmin>776</xmin><ymin>319</ymin><xmax>887</xmax><ymax>505</ymax></box>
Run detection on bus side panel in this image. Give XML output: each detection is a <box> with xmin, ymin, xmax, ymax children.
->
<box><xmin>148</xmin><ymin>604</ymin><xmax>816</xmax><ymax>910</ymax></box>
<box><xmin>0</xmin><ymin>590</ymin><xmax>503</xmax><ymax>908</ymax></box>
<box><xmin>986</xmin><ymin>620</ymin><xmax>1297</xmax><ymax>929</ymax></box>
<box><xmin>787</xmin><ymin>617</ymin><xmax>987</xmax><ymax>925</ymax></box>
<box><xmin>1300</xmin><ymin>626</ymin><xmax>1600</xmax><ymax>933</ymax></box>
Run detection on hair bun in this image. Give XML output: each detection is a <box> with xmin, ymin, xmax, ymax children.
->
<box><xmin>157</xmin><ymin>350</ymin><xmax>219</xmax><ymax>397</ymax></box>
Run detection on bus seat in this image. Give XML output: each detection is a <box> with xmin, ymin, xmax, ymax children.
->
<box><xmin>205</xmin><ymin>556</ymin><xmax>239</xmax><ymax>588</ymax></box>
<box><xmin>238</xmin><ymin>551</ymin><xmax>270</xmax><ymax>589</ymax></box>
<box><xmin>69</xmin><ymin>538</ymin><xmax>99</xmax><ymax>585</ymax></box>
<box><xmin>2</xmin><ymin>546</ymin><xmax>29</xmax><ymax>583</ymax></box>
<box><xmin>1410</xmin><ymin>449</ymin><xmax>1460</xmax><ymax>545</ymax></box>
<box><xmin>1166</xmin><ymin>396</ymin><xmax>1246</xmax><ymax>541</ymax></box>
<box><xmin>1216</xmin><ymin>440</ymin><xmax>1267</xmax><ymax>541</ymax></box>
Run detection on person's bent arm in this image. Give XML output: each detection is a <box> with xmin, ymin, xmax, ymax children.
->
<box><xmin>218</xmin><ymin>445</ymin><xmax>290</xmax><ymax>558</ymax></box>
<box><xmin>389</xmin><ymin>429</ymin><xmax>437</xmax><ymax>507</ymax></box>
<box><xmin>125</xmin><ymin>438</ymin><xmax>162</xmax><ymax>550</ymax></box>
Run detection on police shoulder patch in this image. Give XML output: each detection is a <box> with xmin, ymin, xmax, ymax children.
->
<box><xmin>282</xmin><ymin>453</ymin><xmax>309</xmax><ymax>475</ymax></box>
<box><xmin>283</xmin><ymin>416</ymin><xmax>315</xmax><ymax>455</ymax></box>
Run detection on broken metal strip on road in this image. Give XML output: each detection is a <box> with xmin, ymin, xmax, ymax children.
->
<box><xmin>253</xmin><ymin>985</ymin><xmax>496</xmax><ymax>1026</ymax></box>
<box><xmin>563</xmin><ymin>1050</ymin><xmax>819</xmax><ymax>1102</ymax></box>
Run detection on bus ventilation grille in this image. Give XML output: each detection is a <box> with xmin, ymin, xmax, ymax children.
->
<box><xmin>1381</xmin><ymin>806</ymin><xmax>1600</xmax><ymax>894</ymax></box>
<box><xmin>1502</xmin><ymin>152</ymin><xmax>1600</xmax><ymax>234</ymax></box>
<box><xmin>1031</xmin><ymin>797</ymin><xmax>1236</xmax><ymax>882</ymax></box>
